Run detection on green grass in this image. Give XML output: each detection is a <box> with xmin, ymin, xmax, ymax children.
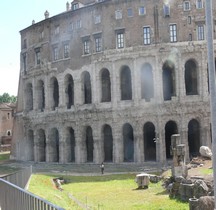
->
<box><xmin>28</xmin><ymin>174</ymin><xmax>189</xmax><ymax>210</ymax></box>
<box><xmin>0</xmin><ymin>152</ymin><xmax>10</xmax><ymax>161</ymax></box>
<box><xmin>200</xmin><ymin>168</ymin><xmax>213</xmax><ymax>175</ymax></box>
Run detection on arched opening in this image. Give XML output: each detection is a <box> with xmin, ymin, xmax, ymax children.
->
<box><xmin>7</xmin><ymin>130</ymin><xmax>11</xmax><ymax>136</ymax></box>
<box><xmin>103</xmin><ymin>124</ymin><xmax>113</xmax><ymax>162</ymax></box>
<box><xmin>86</xmin><ymin>126</ymin><xmax>93</xmax><ymax>162</ymax></box>
<box><xmin>188</xmin><ymin>119</ymin><xmax>200</xmax><ymax>158</ymax></box>
<box><xmin>141</xmin><ymin>63</ymin><xmax>154</xmax><ymax>102</ymax></box>
<box><xmin>25</xmin><ymin>83</ymin><xmax>33</xmax><ymax>111</ymax></box>
<box><xmin>50</xmin><ymin>77</ymin><xmax>59</xmax><ymax>110</ymax></box>
<box><xmin>37</xmin><ymin>80</ymin><xmax>45</xmax><ymax>112</ymax></box>
<box><xmin>101</xmin><ymin>69</ymin><xmax>111</xmax><ymax>102</ymax></box>
<box><xmin>143</xmin><ymin>122</ymin><xmax>156</xmax><ymax>161</ymax></box>
<box><xmin>49</xmin><ymin>128</ymin><xmax>59</xmax><ymax>162</ymax></box>
<box><xmin>120</xmin><ymin>66</ymin><xmax>132</xmax><ymax>100</ymax></box>
<box><xmin>165</xmin><ymin>121</ymin><xmax>178</xmax><ymax>159</ymax></box>
<box><xmin>37</xmin><ymin>129</ymin><xmax>46</xmax><ymax>162</ymax></box>
<box><xmin>185</xmin><ymin>60</ymin><xmax>198</xmax><ymax>95</ymax></box>
<box><xmin>65</xmin><ymin>127</ymin><xmax>75</xmax><ymax>162</ymax></box>
<box><xmin>27</xmin><ymin>130</ymin><xmax>34</xmax><ymax>161</ymax></box>
<box><xmin>82</xmin><ymin>72</ymin><xmax>92</xmax><ymax>104</ymax></box>
<box><xmin>123</xmin><ymin>123</ymin><xmax>134</xmax><ymax>162</ymax></box>
<box><xmin>64</xmin><ymin>74</ymin><xmax>74</xmax><ymax>109</ymax></box>
<box><xmin>162</xmin><ymin>61</ymin><xmax>176</xmax><ymax>101</ymax></box>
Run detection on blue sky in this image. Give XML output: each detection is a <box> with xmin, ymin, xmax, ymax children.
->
<box><xmin>0</xmin><ymin>0</ymin><xmax>67</xmax><ymax>95</ymax></box>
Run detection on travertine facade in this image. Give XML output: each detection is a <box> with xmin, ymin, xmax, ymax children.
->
<box><xmin>11</xmin><ymin>0</ymin><xmax>216</xmax><ymax>164</ymax></box>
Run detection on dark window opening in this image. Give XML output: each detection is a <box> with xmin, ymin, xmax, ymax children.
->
<box><xmin>86</xmin><ymin>127</ymin><xmax>93</xmax><ymax>162</ymax></box>
<box><xmin>83</xmin><ymin>72</ymin><xmax>92</xmax><ymax>104</ymax></box>
<box><xmin>51</xmin><ymin>77</ymin><xmax>59</xmax><ymax>110</ymax></box>
<box><xmin>49</xmin><ymin>128</ymin><xmax>59</xmax><ymax>162</ymax></box>
<box><xmin>103</xmin><ymin>125</ymin><xmax>113</xmax><ymax>162</ymax></box>
<box><xmin>163</xmin><ymin>61</ymin><xmax>176</xmax><ymax>101</ymax></box>
<box><xmin>37</xmin><ymin>129</ymin><xmax>46</xmax><ymax>162</ymax></box>
<box><xmin>123</xmin><ymin>123</ymin><xmax>134</xmax><ymax>162</ymax></box>
<box><xmin>65</xmin><ymin>74</ymin><xmax>74</xmax><ymax>109</ymax></box>
<box><xmin>101</xmin><ymin>69</ymin><xmax>111</xmax><ymax>102</ymax></box>
<box><xmin>143</xmin><ymin>122</ymin><xmax>156</xmax><ymax>161</ymax></box>
<box><xmin>188</xmin><ymin>119</ymin><xmax>200</xmax><ymax>158</ymax></box>
<box><xmin>121</xmin><ymin>66</ymin><xmax>132</xmax><ymax>100</ymax></box>
<box><xmin>185</xmin><ymin>60</ymin><xmax>198</xmax><ymax>95</ymax></box>
<box><xmin>38</xmin><ymin>80</ymin><xmax>45</xmax><ymax>112</ymax></box>
<box><xmin>26</xmin><ymin>83</ymin><xmax>33</xmax><ymax>111</ymax></box>
<box><xmin>165</xmin><ymin>121</ymin><xmax>178</xmax><ymax>159</ymax></box>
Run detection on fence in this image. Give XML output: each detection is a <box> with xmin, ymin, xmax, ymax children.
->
<box><xmin>0</xmin><ymin>166</ymin><xmax>65</xmax><ymax>210</ymax></box>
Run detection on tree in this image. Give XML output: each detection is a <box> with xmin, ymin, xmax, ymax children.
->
<box><xmin>0</xmin><ymin>93</ymin><xmax>17</xmax><ymax>103</ymax></box>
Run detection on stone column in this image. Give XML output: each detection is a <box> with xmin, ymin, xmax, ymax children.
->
<box><xmin>201</xmin><ymin>123</ymin><xmax>212</xmax><ymax>148</ymax></box>
<box><xmin>58</xmin><ymin>128</ymin><xmax>65</xmax><ymax>163</ymax></box>
<box><xmin>74</xmin><ymin>78</ymin><xmax>82</xmax><ymax>106</ymax></box>
<box><xmin>134</xmin><ymin>124</ymin><xmax>143</xmax><ymax>163</ymax></box>
<box><xmin>180</xmin><ymin>127</ymin><xmax>189</xmax><ymax>162</ymax></box>
<box><xmin>112</xmin><ymin>123</ymin><xmax>123</xmax><ymax>163</ymax></box>
<box><xmin>159</xmin><ymin>129</ymin><xmax>166</xmax><ymax>164</ymax></box>
<box><xmin>34</xmin><ymin>132</ymin><xmax>39</xmax><ymax>162</ymax></box>
<box><xmin>75</xmin><ymin>126</ymin><xmax>85</xmax><ymax>163</ymax></box>
<box><xmin>93</xmin><ymin>126</ymin><xmax>102</xmax><ymax>164</ymax></box>
<box><xmin>111</xmin><ymin>63</ymin><xmax>118</xmax><ymax>109</ymax></box>
<box><xmin>132</xmin><ymin>59</ymin><xmax>139</xmax><ymax>105</ymax></box>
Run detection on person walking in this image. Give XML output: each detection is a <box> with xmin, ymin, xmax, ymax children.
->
<box><xmin>100</xmin><ymin>162</ymin><xmax>104</xmax><ymax>174</ymax></box>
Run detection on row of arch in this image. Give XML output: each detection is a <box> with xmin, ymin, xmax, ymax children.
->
<box><xmin>26</xmin><ymin>119</ymin><xmax>201</xmax><ymax>163</ymax></box>
<box><xmin>25</xmin><ymin>59</ymin><xmax>200</xmax><ymax>111</ymax></box>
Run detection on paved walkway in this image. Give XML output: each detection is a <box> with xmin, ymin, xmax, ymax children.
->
<box><xmin>1</xmin><ymin>160</ymin><xmax>171</xmax><ymax>176</ymax></box>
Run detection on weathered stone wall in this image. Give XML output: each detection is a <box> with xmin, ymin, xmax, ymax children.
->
<box><xmin>11</xmin><ymin>0</ymin><xmax>215</xmax><ymax>163</ymax></box>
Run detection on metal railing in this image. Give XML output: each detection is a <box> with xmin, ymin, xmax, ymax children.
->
<box><xmin>1</xmin><ymin>166</ymin><xmax>32</xmax><ymax>189</ymax></box>
<box><xmin>0</xmin><ymin>166</ymin><xmax>65</xmax><ymax>210</ymax></box>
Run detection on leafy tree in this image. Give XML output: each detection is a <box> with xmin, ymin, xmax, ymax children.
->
<box><xmin>0</xmin><ymin>93</ymin><xmax>17</xmax><ymax>103</ymax></box>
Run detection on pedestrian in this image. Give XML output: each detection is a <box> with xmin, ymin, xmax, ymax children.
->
<box><xmin>100</xmin><ymin>162</ymin><xmax>104</xmax><ymax>174</ymax></box>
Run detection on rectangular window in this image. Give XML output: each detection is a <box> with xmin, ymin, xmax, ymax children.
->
<box><xmin>188</xmin><ymin>16</ymin><xmax>192</xmax><ymax>24</ymax></box>
<box><xmin>94</xmin><ymin>15</ymin><xmax>101</xmax><ymax>24</ymax></box>
<box><xmin>115</xmin><ymin>10</ymin><xmax>122</xmax><ymax>19</ymax></box>
<box><xmin>35</xmin><ymin>48</ymin><xmax>41</xmax><ymax>65</ymax></box>
<box><xmin>169</xmin><ymin>24</ymin><xmax>177</xmax><ymax>42</ymax></box>
<box><xmin>139</xmin><ymin>6</ymin><xmax>145</xmax><ymax>16</ymax></box>
<box><xmin>22</xmin><ymin>53</ymin><xmax>27</xmax><ymax>72</ymax></box>
<box><xmin>64</xmin><ymin>44</ymin><xmax>69</xmax><ymax>58</ymax></box>
<box><xmin>163</xmin><ymin>4</ymin><xmax>170</xmax><ymax>17</ymax></box>
<box><xmin>117</xmin><ymin>33</ymin><xmax>124</xmax><ymax>48</ymax></box>
<box><xmin>23</xmin><ymin>39</ymin><xmax>27</xmax><ymax>49</ymax></box>
<box><xmin>197</xmin><ymin>25</ymin><xmax>204</xmax><ymax>40</ymax></box>
<box><xmin>76</xmin><ymin>20</ymin><xmax>82</xmax><ymax>29</ymax></box>
<box><xmin>127</xmin><ymin>8</ymin><xmax>133</xmax><ymax>17</ymax></box>
<box><xmin>39</xmin><ymin>31</ymin><xmax>44</xmax><ymax>40</ymax></box>
<box><xmin>72</xmin><ymin>3</ymin><xmax>79</xmax><ymax>10</ymax></box>
<box><xmin>143</xmin><ymin>27</ymin><xmax>151</xmax><ymax>45</ymax></box>
<box><xmin>84</xmin><ymin>40</ymin><xmax>90</xmax><ymax>54</ymax></box>
<box><xmin>189</xmin><ymin>33</ymin><xmax>192</xmax><ymax>41</ymax></box>
<box><xmin>54</xmin><ymin>26</ymin><xmax>60</xmax><ymax>35</ymax></box>
<box><xmin>53</xmin><ymin>47</ymin><xmax>58</xmax><ymax>61</ymax></box>
<box><xmin>184</xmin><ymin>1</ymin><xmax>191</xmax><ymax>11</ymax></box>
<box><xmin>95</xmin><ymin>37</ymin><xmax>102</xmax><ymax>52</ymax></box>
<box><xmin>196</xmin><ymin>0</ymin><xmax>203</xmax><ymax>9</ymax></box>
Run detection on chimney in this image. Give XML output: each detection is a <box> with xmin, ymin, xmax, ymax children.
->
<box><xmin>32</xmin><ymin>20</ymin><xmax>35</xmax><ymax>25</ymax></box>
<box><xmin>66</xmin><ymin>2</ymin><xmax>70</xmax><ymax>11</ymax></box>
<box><xmin>44</xmin><ymin>10</ymin><xmax>49</xmax><ymax>19</ymax></box>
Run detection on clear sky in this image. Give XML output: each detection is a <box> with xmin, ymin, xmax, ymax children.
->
<box><xmin>0</xmin><ymin>0</ymin><xmax>67</xmax><ymax>96</ymax></box>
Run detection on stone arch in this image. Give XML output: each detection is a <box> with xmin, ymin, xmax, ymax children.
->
<box><xmin>37</xmin><ymin>80</ymin><xmax>45</xmax><ymax>112</ymax></box>
<box><xmin>120</xmin><ymin>66</ymin><xmax>132</xmax><ymax>100</ymax></box>
<box><xmin>103</xmin><ymin>124</ymin><xmax>113</xmax><ymax>162</ymax></box>
<box><xmin>100</xmin><ymin>68</ymin><xmax>111</xmax><ymax>102</ymax></box>
<box><xmin>27</xmin><ymin>129</ymin><xmax>34</xmax><ymax>161</ymax></box>
<box><xmin>82</xmin><ymin>71</ymin><xmax>92</xmax><ymax>104</ymax></box>
<box><xmin>162</xmin><ymin>60</ymin><xmax>176</xmax><ymax>101</ymax></box>
<box><xmin>141</xmin><ymin>63</ymin><xmax>154</xmax><ymax>101</ymax></box>
<box><xmin>49</xmin><ymin>128</ymin><xmax>60</xmax><ymax>162</ymax></box>
<box><xmin>165</xmin><ymin>121</ymin><xmax>178</xmax><ymax>159</ymax></box>
<box><xmin>65</xmin><ymin>127</ymin><xmax>75</xmax><ymax>162</ymax></box>
<box><xmin>85</xmin><ymin>126</ymin><xmax>93</xmax><ymax>162</ymax></box>
<box><xmin>64</xmin><ymin>74</ymin><xmax>74</xmax><ymax>109</ymax></box>
<box><xmin>50</xmin><ymin>77</ymin><xmax>59</xmax><ymax>110</ymax></box>
<box><xmin>37</xmin><ymin>129</ymin><xmax>46</xmax><ymax>162</ymax></box>
<box><xmin>185</xmin><ymin>59</ymin><xmax>198</xmax><ymax>95</ymax></box>
<box><xmin>123</xmin><ymin>123</ymin><xmax>134</xmax><ymax>162</ymax></box>
<box><xmin>143</xmin><ymin>122</ymin><xmax>156</xmax><ymax>161</ymax></box>
<box><xmin>188</xmin><ymin>119</ymin><xmax>201</xmax><ymax>157</ymax></box>
<box><xmin>25</xmin><ymin>82</ymin><xmax>33</xmax><ymax>111</ymax></box>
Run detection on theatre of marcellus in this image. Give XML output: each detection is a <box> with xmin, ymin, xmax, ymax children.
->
<box><xmin>11</xmin><ymin>0</ymin><xmax>216</xmax><ymax>165</ymax></box>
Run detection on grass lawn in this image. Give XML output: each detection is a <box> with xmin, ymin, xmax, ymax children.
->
<box><xmin>0</xmin><ymin>152</ymin><xmax>10</xmax><ymax>161</ymax></box>
<box><xmin>28</xmin><ymin>174</ymin><xmax>189</xmax><ymax>210</ymax></box>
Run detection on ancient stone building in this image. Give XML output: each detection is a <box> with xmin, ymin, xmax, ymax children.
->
<box><xmin>11</xmin><ymin>0</ymin><xmax>216</xmax><ymax>164</ymax></box>
<box><xmin>0</xmin><ymin>103</ymin><xmax>15</xmax><ymax>151</ymax></box>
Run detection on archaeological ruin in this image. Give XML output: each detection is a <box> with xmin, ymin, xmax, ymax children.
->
<box><xmin>11</xmin><ymin>0</ymin><xmax>216</xmax><ymax>164</ymax></box>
